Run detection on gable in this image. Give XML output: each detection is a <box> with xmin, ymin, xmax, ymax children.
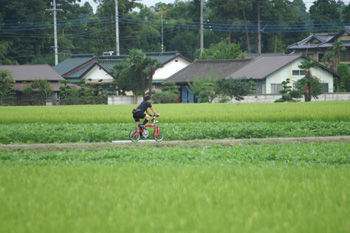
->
<box><xmin>153</xmin><ymin>56</ymin><xmax>191</xmax><ymax>81</ymax></box>
<box><xmin>83</xmin><ymin>64</ymin><xmax>114</xmax><ymax>83</ymax></box>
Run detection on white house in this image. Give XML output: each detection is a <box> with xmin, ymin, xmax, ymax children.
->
<box><xmin>165</xmin><ymin>54</ymin><xmax>339</xmax><ymax>103</ymax></box>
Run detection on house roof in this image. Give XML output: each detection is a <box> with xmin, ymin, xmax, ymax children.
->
<box><xmin>53</xmin><ymin>54</ymin><xmax>96</xmax><ymax>76</ymax></box>
<box><xmin>165</xmin><ymin>54</ymin><xmax>339</xmax><ymax>84</ymax></box>
<box><xmin>165</xmin><ymin>59</ymin><xmax>252</xmax><ymax>84</ymax></box>
<box><xmin>0</xmin><ymin>64</ymin><xmax>64</xmax><ymax>81</ymax></box>
<box><xmin>287</xmin><ymin>26</ymin><xmax>350</xmax><ymax>50</ymax></box>
<box><xmin>97</xmin><ymin>51</ymin><xmax>192</xmax><ymax>74</ymax></box>
<box><xmin>228</xmin><ymin>54</ymin><xmax>303</xmax><ymax>79</ymax></box>
<box><xmin>54</xmin><ymin>52</ymin><xmax>191</xmax><ymax>80</ymax></box>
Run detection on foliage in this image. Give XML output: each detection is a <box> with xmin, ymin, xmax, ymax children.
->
<box><xmin>294</xmin><ymin>77</ymin><xmax>324</xmax><ymax>100</ymax></box>
<box><xmin>297</xmin><ymin>59</ymin><xmax>322</xmax><ymax>102</ymax></box>
<box><xmin>217</xmin><ymin>78</ymin><xmax>252</xmax><ymax>101</ymax></box>
<box><xmin>30</xmin><ymin>80</ymin><xmax>53</xmax><ymax>105</ymax></box>
<box><xmin>274</xmin><ymin>78</ymin><xmax>299</xmax><ymax>102</ymax></box>
<box><xmin>337</xmin><ymin>63</ymin><xmax>350</xmax><ymax>92</ymax></box>
<box><xmin>152</xmin><ymin>82</ymin><xmax>180</xmax><ymax>103</ymax></box>
<box><xmin>58</xmin><ymin>79</ymin><xmax>106</xmax><ymax>105</ymax></box>
<box><xmin>1</xmin><ymin>120</ymin><xmax>350</xmax><ymax>144</ymax></box>
<box><xmin>0</xmin><ymin>69</ymin><xmax>15</xmax><ymax>105</ymax></box>
<box><xmin>198</xmin><ymin>40</ymin><xmax>245</xmax><ymax>59</ymax></box>
<box><xmin>187</xmin><ymin>75</ymin><xmax>218</xmax><ymax>103</ymax></box>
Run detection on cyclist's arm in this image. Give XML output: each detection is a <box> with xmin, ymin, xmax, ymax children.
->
<box><xmin>150</xmin><ymin>107</ymin><xmax>158</xmax><ymax>115</ymax></box>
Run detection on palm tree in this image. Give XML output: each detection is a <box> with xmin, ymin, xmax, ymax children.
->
<box><xmin>298</xmin><ymin>60</ymin><xmax>318</xmax><ymax>102</ymax></box>
<box><xmin>145</xmin><ymin>57</ymin><xmax>163</xmax><ymax>98</ymax></box>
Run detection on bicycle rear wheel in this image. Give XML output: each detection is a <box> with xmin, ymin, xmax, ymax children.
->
<box><xmin>153</xmin><ymin>128</ymin><xmax>164</xmax><ymax>142</ymax></box>
<box><xmin>129</xmin><ymin>129</ymin><xmax>140</xmax><ymax>142</ymax></box>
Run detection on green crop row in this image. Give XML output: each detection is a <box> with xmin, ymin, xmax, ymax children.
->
<box><xmin>1</xmin><ymin>121</ymin><xmax>350</xmax><ymax>144</ymax></box>
<box><xmin>1</xmin><ymin>101</ymin><xmax>350</xmax><ymax>123</ymax></box>
<box><xmin>1</xmin><ymin>142</ymin><xmax>350</xmax><ymax>167</ymax></box>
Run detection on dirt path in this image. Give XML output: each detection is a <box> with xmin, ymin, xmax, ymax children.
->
<box><xmin>1</xmin><ymin>136</ymin><xmax>350</xmax><ymax>148</ymax></box>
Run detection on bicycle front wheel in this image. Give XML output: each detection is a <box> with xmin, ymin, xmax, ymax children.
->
<box><xmin>153</xmin><ymin>128</ymin><xmax>164</xmax><ymax>142</ymax></box>
<box><xmin>129</xmin><ymin>129</ymin><xmax>140</xmax><ymax>142</ymax></box>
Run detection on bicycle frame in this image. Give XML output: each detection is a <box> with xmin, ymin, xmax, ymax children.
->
<box><xmin>133</xmin><ymin>116</ymin><xmax>161</xmax><ymax>137</ymax></box>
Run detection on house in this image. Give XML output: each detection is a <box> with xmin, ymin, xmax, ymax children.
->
<box><xmin>165</xmin><ymin>54</ymin><xmax>339</xmax><ymax>103</ymax></box>
<box><xmin>53</xmin><ymin>52</ymin><xmax>192</xmax><ymax>95</ymax></box>
<box><xmin>287</xmin><ymin>26</ymin><xmax>350</xmax><ymax>63</ymax></box>
<box><xmin>53</xmin><ymin>54</ymin><xmax>115</xmax><ymax>95</ymax></box>
<box><xmin>0</xmin><ymin>64</ymin><xmax>70</xmax><ymax>105</ymax></box>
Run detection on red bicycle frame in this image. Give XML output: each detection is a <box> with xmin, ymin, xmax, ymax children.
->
<box><xmin>133</xmin><ymin>120</ymin><xmax>161</xmax><ymax>137</ymax></box>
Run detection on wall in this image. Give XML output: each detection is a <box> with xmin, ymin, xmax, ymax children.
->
<box><xmin>84</xmin><ymin>65</ymin><xmax>114</xmax><ymax>83</ymax></box>
<box><xmin>153</xmin><ymin>57</ymin><xmax>191</xmax><ymax>81</ymax></box>
<box><xmin>108</xmin><ymin>96</ymin><xmax>143</xmax><ymax>105</ymax></box>
<box><xmin>265</xmin><ymin>58</ymin><xmax>334</xmax><ymax>94</ymax></box>
<box><xmin>221</xmin><ymin>93</ymin><xmax>350</xmax><ymax>103</ymax></box>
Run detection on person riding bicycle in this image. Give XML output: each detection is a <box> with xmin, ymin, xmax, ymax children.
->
<box><xmin>132</xmin><ymin>96</ymin><xmax>159</xmax><ymax>129</ymax></box>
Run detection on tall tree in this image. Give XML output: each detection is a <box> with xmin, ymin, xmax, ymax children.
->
<box><xmin>297</xmin><ymin>60</ymin><xmax>322</xmax><ymax>102</ymax></box>
<box><xmin>0</xmin><ymin>69</ymin><xmax>15</xmax><ymax>105</ymax></box>
<box><xmin>309</xmin><ymin>0</ymin><xmax>340</xmax><ymax>32</ymax></box>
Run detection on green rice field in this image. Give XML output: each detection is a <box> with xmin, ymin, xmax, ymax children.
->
<box><xmin>0</xmin><ymin>101</ymin><xmax>349</xmax><ymax>123</ymax></box>
<box><xmin>1</xmin><ymin>101</ymin><xmax>350</xmax><ymax>233</ymax></box>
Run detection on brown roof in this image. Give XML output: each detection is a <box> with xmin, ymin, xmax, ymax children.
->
<box><xmin>165</xmin><ymin>59</ymin><xmax>252</xmax><ymax>83</ymax></box>
<box><xmin>0</xmin><ymin>64</ymin><xmax>64</xmax><ymax>81</ymax></box>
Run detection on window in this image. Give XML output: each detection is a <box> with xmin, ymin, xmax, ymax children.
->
<box><xmin>318</xmin><ymin>53</ymin><xmax>324</xmax><ymax>62</ymax></box>
<box><xmin>292</xmin><ymin>70</ymin><xmax>306</xmax><ymax>76</ymax></box>
<box><xmin>322</xmin><ymin>83</ymin><xmax>329</xmax><ymax>93</ymax></box>
<box><xmin>271</xmin><ymin>84</ymin><xmax>283</xmax><ymax>94</ymax></box>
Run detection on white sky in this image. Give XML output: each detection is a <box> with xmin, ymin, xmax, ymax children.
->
<box><xmin>78</xmin><ymin>0</ymin><xmax>322</xmax><ymax>14</ymax></box>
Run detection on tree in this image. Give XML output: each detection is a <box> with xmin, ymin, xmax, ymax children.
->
<box><xmin>152</xmin><ymin>82</ymin><xmax>180</xmax><ymax>103</ymax></box>
<box><xmin>187</xmin><ymin>75</ymin><xmax>218</xmax><ymax>103</ymax></box>
<box><xmin>274</xmin><ymin>78</ymin><xmax>301</xmax><ymax>102</ymax></box>
<box><xmin>128</xmin><ymin>49</ymin><xmax>151</xmax><ymax>99</ymax></box>
<box><xmin>30</xmin><ymin>79</ymin><xmax>53</xmax><ymax>105</ymax></box>
<box><xmin>0</xmin><ymin>69</ymin><xmax>15</xmax><ymax>105</ymax></box>
<box><xmin>198</xmin><ymin>40</ymin><xmax>245</xmax><ymax>59</ymax></box>
<box><xmin>144</xmin><ymin>57</ymin><xmax>163</xmax><ymax>98</ymax></box>
<box><xmin>297</xmin><ymin>60</ymin><xmax>323</xmax><ymax>101</ymax></box>
<box><xmin>321</xmin><ymin>41</ymin><xmax>346</xmax><ymax>73</ymax></box>
<box><xmin>309</xmin><ymin>0</ymin><xmax>340</xmax><ymax>31</ymax></box>
<box><xmin>337</xmin><ymin>63</ymin><xmax>350</xmax><ymax>92</ymax></box>
<box><xmin>217</xmin><ymin>78</ymin><xmax>252</xmax><ymax>101</ymax></box>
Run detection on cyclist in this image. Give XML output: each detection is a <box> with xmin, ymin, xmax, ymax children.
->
<box><xmin>132</xmin><ymin>96</ymin><xmax>159</xmax><ymax>129</ymax></box>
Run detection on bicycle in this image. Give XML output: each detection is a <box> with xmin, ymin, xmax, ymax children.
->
<box><xmin>129</xmin><ymin>114</ymin><xmax>164</xmax><ymax>142</ymax></box>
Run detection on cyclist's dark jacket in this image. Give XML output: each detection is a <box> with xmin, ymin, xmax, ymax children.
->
<box><xmin>137</xmin><ymin>101</ymin><xmax>152</xmax><ymax>113</ymax></box>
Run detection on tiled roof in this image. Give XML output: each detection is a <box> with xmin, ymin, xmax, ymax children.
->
<box><xmin>228</xmin><ymin>54</ymin><xmax>303</xmax><ymax>79</ymax></box>
<box><xmin>165</xmin><ymin>53</ymin><xmax>339</xmax><ymax>83</ymax></box>
<box><xmin>53</xmin><ymin>54</ymin><xmax>96</xmax><ymax>76</ymax></box>
<box><xmin>165</xmin><ymin>59</ymin><xmax>252</xmax><ymax>83</ymax></box>
<box><xmin>287</xmin><ymin>26</ymin><xmax>350</xmax><ymax>50</ymax></box>
<box><xmin>0</xmin><ymin>64</ymin><xmax>64</xmax><ymax>81</ymax></box>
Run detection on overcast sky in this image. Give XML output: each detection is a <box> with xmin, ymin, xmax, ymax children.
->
<box><xmin>79</xmin><ymin>0</ymin><xmax>316</xmax><ymax>14</ymax></box>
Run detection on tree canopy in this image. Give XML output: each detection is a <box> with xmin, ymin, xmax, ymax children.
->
<box><xmin>1</xmin><ymin>0</ymin><xmax>350</xmax><ymax>65</ymax></box>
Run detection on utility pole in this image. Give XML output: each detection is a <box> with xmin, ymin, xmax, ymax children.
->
<box><xmin>47</xmin><ymin>0</ymin><xmax>62</xmax><ymax>65</ymax></box>
<box><xmin>161</xmin><ymin>11</ymin><xmax>164</xmax><ymax>53</ymax></box>
<box><xmin>115</xmin><ymin>0</ymin><xmax>120</xmax><ymax>56</ymax></box>
<box><xmin>200</xmin><ymin>0</ymin><xmax>204</xmax><ymax>56</ymax></box>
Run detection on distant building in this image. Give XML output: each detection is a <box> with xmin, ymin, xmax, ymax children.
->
<box><xmin>0</xmin><ymin>64</ymin><xmax>73</xmax><ymax>105</ymax></box>
<box><xmin>53</xmin><ymin>52</ymin><xmax>192</xmax><ymax>95</ymax></box>
<box><xmin>165</xmin><ymin>54</ymin><xmax>339</xmax><ymax>103</ymax></box>
<box><xmin>287</xmin><ymin>26</ymin><xmax>350</xmax><ymax>63</ymax></box>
